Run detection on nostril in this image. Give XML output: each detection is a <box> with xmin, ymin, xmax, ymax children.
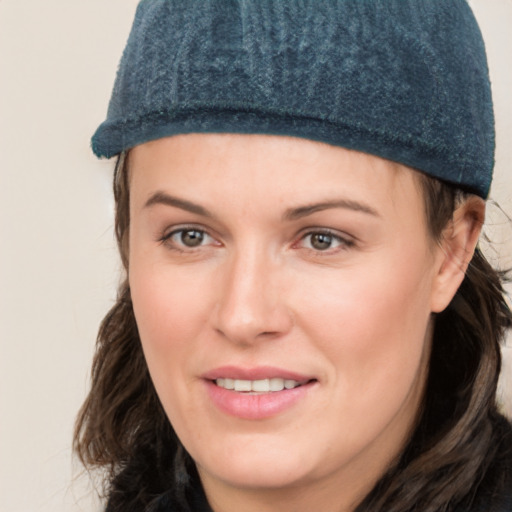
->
<box><xmin>258</xmin><ymin>331</ymin><xmax>280</xmax><ymax>337</ymax></box>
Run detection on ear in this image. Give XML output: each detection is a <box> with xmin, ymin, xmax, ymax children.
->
<box><xmin>430</xmin><ymin>196</ymin><xmax>485</xmax><ymax>313</ymax></box>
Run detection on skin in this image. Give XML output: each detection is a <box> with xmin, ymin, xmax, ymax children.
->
<box><xmin>128</xmin><ymin>133</ymin><xmax>483</xmax><ymax>512</ymax></box>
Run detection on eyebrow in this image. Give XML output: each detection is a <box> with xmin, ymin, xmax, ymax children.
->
<box><xmin>283</xmin><ymin>199</ymin><xmax>380</xmax><ymax>221</ymax></box>
<box><xmin>144</xmin><ymin>191</ymin><xmax>214</xmax><ymax>218</ymax></box>
<box><xmin>144</xmin><ymin>191</ymin><xmax>379</xmax><ymax>221</ymax></box>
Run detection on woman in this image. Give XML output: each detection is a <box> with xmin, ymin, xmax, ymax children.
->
<box><xmin>75</xmin><ymin>1</ymin><xmax>512</xmax><ymax>511</ymax></box>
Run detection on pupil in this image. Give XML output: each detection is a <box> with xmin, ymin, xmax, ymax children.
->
<box><xmin>311</xmin><ymin>233</ymin><xmax>332</xmax><ymax>250</ymax></box>
<box><xmin>181</xmin><ymin>230</ymin><xmax>203</xmax><ymax>247</ymax></box>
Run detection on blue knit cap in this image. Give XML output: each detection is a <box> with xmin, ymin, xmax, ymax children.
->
<box><xmin>92</xmin><ymin>0</ymin><xmax>494</xmax><ymax>198</ymax></box>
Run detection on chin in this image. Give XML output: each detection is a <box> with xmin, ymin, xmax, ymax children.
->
<box><xmin>197</xmin><ymin>455</ymin><xmax>313</xmax><ymax>490</ymax></box>
<box><xmin>191</xmin><ymin>432</ymin><xmax>322</xmax><ymax>490</ymax></box>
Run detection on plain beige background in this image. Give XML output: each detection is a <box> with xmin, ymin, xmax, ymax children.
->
<box><xmin>0</xmin><ymin>1</ymin><xmax>510</xmax><ymax>511</ymax></box>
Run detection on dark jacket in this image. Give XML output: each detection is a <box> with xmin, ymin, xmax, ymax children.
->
<box><xmin>148</xmin><ymin>479</ymin><xmax>512</xmax><ymax>512</ymax></box>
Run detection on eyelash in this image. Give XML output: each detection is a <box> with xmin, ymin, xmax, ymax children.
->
<box><xmin>295</xmin><ymin>229</ymin><xmax>355</xmax><ymax>254</ymax></box>
<box><xmin>159</xmin><ymin>226</ymin><xmax>216</xmax><ymax>251</ymax></box>
<box><xmin>158</xmin><ymin>226</ymin><xmax>355</xmax><ymax>254</ymax></box>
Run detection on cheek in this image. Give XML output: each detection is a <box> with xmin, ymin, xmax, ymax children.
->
<box><xmin>303</xmin><ymin>253</ymin><xmax>432</xmax><ymax>333</ymax></box>
<box><xmin>128</xmin><ymin>252</ymin><xmax>214</xmax><ymax>395</ymax></box>
<box><xmin>296</xmin><ymin>248</ymin><xmax>435</xmax><ymax>407</ymax></box>
<box><xmin>132</xmin><ymin>274</ymin><xmax>204</xmax><ymax>342</ymax></box>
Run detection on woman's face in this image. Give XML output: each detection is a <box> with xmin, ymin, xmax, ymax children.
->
<box><xmin>128</xmin><ymin>134</ymin><xmax>448</xmax><ymax>509</ymax></box>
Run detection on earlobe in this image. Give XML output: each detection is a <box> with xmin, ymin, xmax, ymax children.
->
<box><xmin>430</xmin><ymin>196</ymin><xmax>485</xmax><ymax>313</ymax></box>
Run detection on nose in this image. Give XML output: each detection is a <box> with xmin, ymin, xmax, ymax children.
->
<box><xmin>213</xmin><ymin>247</ymin><xmax>294</xmax><ymax>345</ymax></box>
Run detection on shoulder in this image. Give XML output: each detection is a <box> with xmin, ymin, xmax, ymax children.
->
<box><xmin>451</xmin><ymin>413</ymin><xmax>512</xmax><ymax>512</ymax></box>
<box><xmin>146</xmin><ymin>481</ymin><xmax>212</xmax><ymax>512</ymax></box>
<box><xmin>471</xmin><ymin>413</ymin><xmax>512</xmax><ymax>512</ymax></box>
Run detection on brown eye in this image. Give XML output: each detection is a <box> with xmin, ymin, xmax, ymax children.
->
<box><xmin>180</xmin><ymin>229</ymin><xmax>204</xmax><ymax>247</ymax></box>
<box><xmin>162</xmin><ymin>228</ymin><xmax>214</xmax><ymax>250</ymax></box>
<box><xmin>298</xmin><ymin>230</ymin><xmax>354</xmax><ymax>253</ymax></box>
<box><xmin>310</xmin><ymin>233</ymin><xmax>334</xmax><ymax>251</ymax></box>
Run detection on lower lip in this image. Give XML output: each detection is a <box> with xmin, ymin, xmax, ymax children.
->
<box><xmin>205</xmin><ymin>380</ymin><xmax>314</xmax><ymax>420</ymax></box>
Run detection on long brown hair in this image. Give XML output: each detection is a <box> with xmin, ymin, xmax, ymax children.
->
<box><xmin>74</xmin><ymin>153</ymin><xmax>512</xmax><ymax>512</ymax></box>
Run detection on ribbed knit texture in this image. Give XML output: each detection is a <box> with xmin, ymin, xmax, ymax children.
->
<box><xmin>92</xmin><ymin>0</ymin><xmax>494</xmax><ymax>198</ymax></box>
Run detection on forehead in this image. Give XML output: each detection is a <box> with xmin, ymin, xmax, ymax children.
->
<box><xmin>128</xmin><ymin>133</ymin><xmax>425</xmax><ymax>223</ymax></box>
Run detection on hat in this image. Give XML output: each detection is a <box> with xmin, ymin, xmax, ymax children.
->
<box><xmin>92</xmin><ymin>0</ymin><xmax>494</xmax><ymax>198</ymax></box>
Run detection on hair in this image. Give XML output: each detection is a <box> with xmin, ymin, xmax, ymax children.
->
<box><xmin>74</xmin><ymin>152</ymin><xmax>512</xmax><ymax>512</ymax></box>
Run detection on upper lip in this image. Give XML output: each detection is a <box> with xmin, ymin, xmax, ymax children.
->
<box><xmin>202</xmin><ymin>365</ymin><xmax>315</xmax><ymax>383</ymax></box>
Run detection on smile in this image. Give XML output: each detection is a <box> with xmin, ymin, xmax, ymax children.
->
<box><xmin>215</xmin><ymin>378</ymin><xmax>302</xmax><ymax>393</ymax></box>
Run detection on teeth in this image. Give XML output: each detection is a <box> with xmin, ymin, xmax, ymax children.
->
<box><xmin>284</xmin><ymin>379</ymin><xmax>297</xmax><ymax>389</ymax></box>
<box><xmin>234</xmin><ymin>379</ymin><xmax>252</xmax><ymax>392</ymax></box>
<box><xmin>215</xmin><ymin>378</ymin><xmax>301</xmax><ymax>392</ymax></box>
<box><xmin>252</xmin><ymin>379</ymin><xmax>270</xmax><ymax>392</ymax></box>
<box><xmin>215</xmin><ymin>378</ymin><xmax>235</xmax><ymax>390</ymax></box>
<box><xmin>269</xmin><ymin>378</ymin><xmax>284</xmax><ymax>391</ymax></box>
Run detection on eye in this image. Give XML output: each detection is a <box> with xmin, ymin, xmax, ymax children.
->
<box><xmin>176</xmin><ymin>229</ymin><xmax>206</xmax><ymax>247</ymax></box>
<box><xmin>299</xmin><ymin>230</ymin><xmax>354</xmax><ymax>252</ymax></box>
<box><xmin>161</xmin><ymin>227</ymin><xmax>216</xmax><ymax>250</ymax></box>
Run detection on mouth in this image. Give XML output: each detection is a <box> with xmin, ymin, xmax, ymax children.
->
<box><xmin>203</xmin><ymin>368</ymin><xmax>317</xmax><ymax>419</ymax></box>
<box><xmin>214</xmin><ymin>377</ymin><xmax>314</xmax><ymax>394</ymax></box>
